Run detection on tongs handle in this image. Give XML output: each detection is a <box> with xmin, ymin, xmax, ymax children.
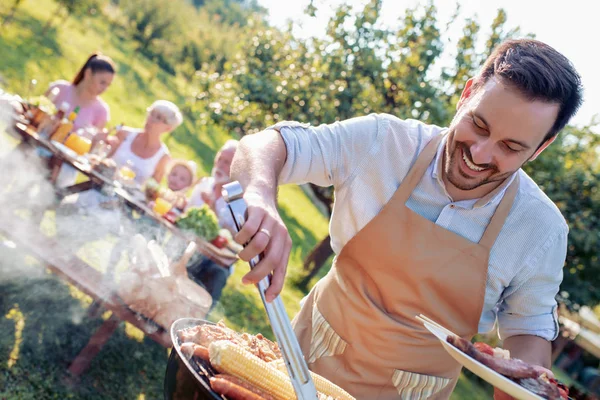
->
<box><xmin>223</xmin><ymin>182</ymin><xmax>318</xmax><ymax>400</ymax></box>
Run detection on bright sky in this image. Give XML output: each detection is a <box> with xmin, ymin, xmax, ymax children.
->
<box><xmin>258</xmin><ymin>0</ymin><xmax>598</xmax><ymax>130</ymax></box>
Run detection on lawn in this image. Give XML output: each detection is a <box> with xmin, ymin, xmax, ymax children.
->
<box><xmin>0</xmin><ymin>1</ymin><xmax>490</xmax><ymax>398</ymax></box>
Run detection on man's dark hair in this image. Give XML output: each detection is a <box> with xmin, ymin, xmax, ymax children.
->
<box><xmin>472</xmin><ymin>39</ymin><xmax>583</xmax><ymax>144</ymax></box>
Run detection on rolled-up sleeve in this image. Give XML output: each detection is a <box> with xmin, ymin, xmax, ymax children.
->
<box><xmin>497</xmin><ymin>228</ymin><xmax>568</xmax><ymax>341</ymax></box>
<box><xmin>268</xmin><ymin>115</ymin><xmax>380</xmax><ymax>187</ymax></box>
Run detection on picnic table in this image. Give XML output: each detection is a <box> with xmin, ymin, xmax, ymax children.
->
<box><xmin>12</xmin><ymin>121</ymin><xmax>238</xmax><ymax>267</ymax></box>
<box><xmin>1</xmin><ymin>118</ymin><xmax>239</xmax><ymax>376</ymax></box>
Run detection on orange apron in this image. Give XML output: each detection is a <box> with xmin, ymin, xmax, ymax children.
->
<box><xmin>292</xmin><ymin>134</ymin><xmax>519</xmax><ymax>399</ymax></box>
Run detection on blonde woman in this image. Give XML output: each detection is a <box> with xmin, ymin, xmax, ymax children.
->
<box><xmin>109</xmin><ymin>100</ymin><xmax>183</xmax><ymax>185</ymax></box>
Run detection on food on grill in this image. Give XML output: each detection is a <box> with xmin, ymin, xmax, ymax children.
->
<box><xmin>180</xmin><ymin>342</ymin><xmax>210</xmax><ymax>361</ymax></box>
<box><xmin>447</xmin><ymin>335</ymin><xmax>568</xmax><ymax>399</ymax></box>
<box><xmin>269</xmin><ymin>359</ymin><xmax>354</xmax><ymax>400</ymax></box>
<box><xmin>210</xmin><ymin>340</ymin><xmax>294</xmax><ymax>400</ymax></box>
<box><xmin>178</xmin><ymin>321</ymin><xmax>282</xmax><ymax>362</ymax></box>
<box><xmin>177</xmin><ymin>321</ymin><xmax>355</xmax><ymax>400</ymax></box>
<box><xmin>211</xmin><ymin>374</ymin><xmax>277</xmax><ymax>400</ymax></box>
<box><xmin>210</xmin><ymin>375</ymin><xmax>275</xmax><ymax>400</ymax></box>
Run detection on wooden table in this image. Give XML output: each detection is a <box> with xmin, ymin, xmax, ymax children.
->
<box><xmin>3</xmin><ymin>119</ymin><xmax>239</xmax><ymax>376</ymax></box>
<box><xmin>12</xmin><ymin>121</ymin><xmax>238</xmax><ymax>267</ymax></box>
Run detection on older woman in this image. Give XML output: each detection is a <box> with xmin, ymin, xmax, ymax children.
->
<box><xmin>109</xmin><ymin>100</ymin><xmax>182</xmax><ymax>185</ymax></box>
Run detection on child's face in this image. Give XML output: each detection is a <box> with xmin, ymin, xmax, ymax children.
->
<box><xmin>167</xmin><ymin>165</ymin><xmax>193</xmax><ymax>191</ymax></box>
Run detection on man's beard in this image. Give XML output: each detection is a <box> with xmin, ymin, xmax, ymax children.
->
<box><xmin>212</xmin><ymin>167</ymin><xmax>230</xmax><ymax>184</ymax></box>
<box><xmin>445</xmin><ymin>140</ymin><xmax>512</xmax><ymax>191</ymax></box>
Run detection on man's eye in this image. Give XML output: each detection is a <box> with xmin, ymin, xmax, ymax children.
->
<box><xmin>471</xmin><ymin>116</ymin><xmax>484</xmax><ymax>129</ymax></box>
<box><xmin>503</xmin><ymin>142</ymin><xmax>520</xmax><ymax>152</ymax></box>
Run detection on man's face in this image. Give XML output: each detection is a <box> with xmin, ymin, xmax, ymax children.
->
<box><xmin>444</xmin><ymin>77</ymin><xmax>559</xmax><ymax>196</ymax></box>
<box><xmin>213</xmin><ymin>148</ymin><xmax>235</xmax><ymax>183</ymax></box>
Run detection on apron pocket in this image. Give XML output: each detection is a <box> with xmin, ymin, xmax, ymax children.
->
<box><xmin>309</xmin><ymin>305</ymin><xmax>347</xmax><ymax>364</ymax></box>
<box><xmin>392</xmin><ymin>369</ymin><xmax>451</xmax><ymax>399</ymax></box>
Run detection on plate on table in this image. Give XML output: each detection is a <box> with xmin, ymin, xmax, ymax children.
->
<box><xmin>423</xmin><ymin>321</ymin><xmax>544</xmax><ymax>400</ymax></box>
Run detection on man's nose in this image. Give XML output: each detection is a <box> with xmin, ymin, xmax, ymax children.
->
<box><xmin>470</xmin><ymin>140</ymin><xmax>493</xmax><ymax>165</ymax></box>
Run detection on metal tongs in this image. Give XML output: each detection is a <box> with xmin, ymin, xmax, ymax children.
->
<box><xmin>223</xmin><ymin>181</ymin><xmax>318</xmax><ymax>400</ymax></box>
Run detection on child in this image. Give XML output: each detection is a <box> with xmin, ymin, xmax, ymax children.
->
<box><xmin>147</xmin><ymin>159</ymin><xmax>196</xmax><ymax>216</ymax></box>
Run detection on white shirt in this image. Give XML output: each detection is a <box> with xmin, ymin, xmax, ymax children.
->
<box><xmin>273</xmin><ymin>113</ymin><xmax>567</xmax><ymax>341</ymax></box>
<box><xmin>112</xmin><ymin>129</ymin><xmax>169</xmax><ymax>185</ymax></box>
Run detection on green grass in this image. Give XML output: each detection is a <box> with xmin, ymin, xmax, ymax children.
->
<box><xmin>0</xmin><ymin>1</ymin><xmax>489</xmax><ymax>398</ymax></box>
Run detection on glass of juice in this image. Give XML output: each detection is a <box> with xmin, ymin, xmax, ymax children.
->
<box><xmin>64</xmin><ymin>134</ymin><xmax>92</xmax><ymax>155</ymax></box>
<box><xmin>153</xmin><ymin>197</ymin><xmax>172</xmax><ymax>216</ymax></box>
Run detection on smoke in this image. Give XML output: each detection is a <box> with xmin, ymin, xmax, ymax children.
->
<box><xmin>0</xmin><ymin>93</ymin><xmax>216</xmax><ymax>339</ymax></box>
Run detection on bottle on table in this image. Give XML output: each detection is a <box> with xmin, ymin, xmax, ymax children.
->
<box><xmin>50</xmin><ymin>106</ymin><xmax>80</xmax><ymax>143</ymax></box>
<box><xmin>38</xmin><ymin>101</ymin><xmax>69</xmax><ymax>138</ymax></box>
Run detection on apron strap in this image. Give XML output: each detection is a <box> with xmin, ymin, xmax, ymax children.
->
<box><xmin>478</xmin><ymin>174</ymin><xmax>520</xmax><ymax>249</ymax></box>
<box><xmin>395</xmin><ymin>134</ymin><xmax>444</xmax><ymax>202</ymax></box>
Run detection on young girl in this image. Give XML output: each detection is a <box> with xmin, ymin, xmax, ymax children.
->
<box><xmin>156</xmin><ymin>159</ymin><xmax>197</xmax><ymax>213</ymax></box>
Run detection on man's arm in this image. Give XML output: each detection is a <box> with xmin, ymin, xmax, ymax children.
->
<box><xmin>503</xmin><ymin>335</ymin><xmax>551</xmax><ymax>369</ymax></box>
<box><xmin>494</xmin><ymin>335</ymin><xmax>553</xmax><ymax>400</ymax></box>
<box><xmin>230</xmin><ymin>128</ymin><xmax>290</xmax><ymax>301</ymax></box>
<box><xmin>230</xmin><ymin>116</ymin><xmax>381</xmax><ymax>300</ymax></box>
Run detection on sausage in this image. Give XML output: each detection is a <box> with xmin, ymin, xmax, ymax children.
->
<box><xmin>213</xmin><ymin>375</ymin><xmax>276</xmax><ymax>400</ymax></box>
<box><xmin>179</xmin><ymin>342</ymin><xmax>210</xmax><ymax>361</ymax></box>
<box><xmin>447</xmin><ymin>336</ymin><xmax>540</xmax><ymax>379</ymax></box>
<box><xmin>209</xmin><ymin>376</ymin><xmax>267</xmax><ymax>400</ymax></box>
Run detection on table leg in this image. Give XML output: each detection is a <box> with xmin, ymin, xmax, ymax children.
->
<box><xmin>59</xmin><ymin>180</ymin><xmax>95</xmax><ymax>197</ymax></box>
<box><xmin>67</xmin><ymin>314</ymin><xmax>120</xmax><ymax>377</ymax></box>
<box><xmin>49</xmin><ymin>157</ymin><xmax>63</xmax><ymax>184</ymax></box>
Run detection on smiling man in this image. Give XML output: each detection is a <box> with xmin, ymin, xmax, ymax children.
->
<box><xmin>229</xmin><ymin>39</ymin><xmax>583</xmax><ymax>399</ymax></box>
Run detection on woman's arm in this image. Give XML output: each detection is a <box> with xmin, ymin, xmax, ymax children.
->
<box><xmin>152</xmin><ymin>154</ymin><xmax>171</xmax><ymax>183</ymax></box>
<box><xmin>106</xmin><ymin>128</ymin><xmax>129</xmax><ymax>157</ymax></box>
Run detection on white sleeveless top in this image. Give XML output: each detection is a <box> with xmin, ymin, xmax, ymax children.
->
<box><xmin>111</xmin><ymin>129</ymin><xmax>169</xmax><ymax>184</ymax></box>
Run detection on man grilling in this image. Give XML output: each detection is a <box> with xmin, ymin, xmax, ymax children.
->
<box><xmin>229</xmin><ymin>39</ymin><xmax>583</xmax><ymax>399</ymax></box>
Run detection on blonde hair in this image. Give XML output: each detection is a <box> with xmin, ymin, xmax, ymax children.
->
<box><xmin>168</xmin><ymin>159</ymin><xmax>197</xmax><ymax>180</ymax></box>
<box><xmin>147</xmin><ymin>100</ymin><xmax>183</xmax><ymax>128</ymax></box>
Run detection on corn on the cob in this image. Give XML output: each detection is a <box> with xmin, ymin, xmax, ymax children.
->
<box><xmin>270</xmin><ymin>359</ymin><xmax>355</xmax><ymax>400</ymax></box>
<box><xmin>209</xmin><ymin>340</ymin><xmax>296</xmax><ymax>400</ymax></box>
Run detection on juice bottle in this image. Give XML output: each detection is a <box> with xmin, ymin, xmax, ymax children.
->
<box><xmin>51</xmin><ymin>106</ymin><xmax>80</xmax><ymax>143</ymax></box>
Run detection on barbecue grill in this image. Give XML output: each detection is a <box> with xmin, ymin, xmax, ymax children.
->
<box><xmin>164</xmin><ymin>182</ymin><xmax>318</xmax><ymax>400</ymax></box>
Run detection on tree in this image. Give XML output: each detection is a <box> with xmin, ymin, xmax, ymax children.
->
<box><xmin>121</xmin><ymin>0</ymin><xmax>190</xmax><ymax>55</ymax></box>
<box><xmin>524</xmin><ymin>124</ymin><xmax>600</xmax><ymax>308</ymax></box>
<box><xmin>42</xmin><ymin>0</ymin><xmax>104</xmax><ymax>33</ymax></box>
<box><xmin>1</xmin><ymin>0</ymin><xmax>24</xmax><ymax>27</ymax></box>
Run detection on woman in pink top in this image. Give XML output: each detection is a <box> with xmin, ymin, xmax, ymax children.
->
<box><xmin>45</xmin><ymin>52</ymin><xmax>115</xmax><ymax>131</ymax></box>
<box><xmin>45</xmin><ymin>53</ymin><xmax>116</xmax><ymax>186</ymax></box>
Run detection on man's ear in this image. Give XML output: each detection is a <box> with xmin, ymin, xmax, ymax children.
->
<box><xmin>456</xmin><ymin>78</ymin><xmax>475</xmax><ymax>111</ymax></box>
<box><xmin>529</xmin><ymin>135</ymin><xmax>556</xmax><ymax>161</ymax></box>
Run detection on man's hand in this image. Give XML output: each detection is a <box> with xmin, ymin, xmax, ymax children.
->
<box><xmin>234</xmin><ymin>189</ymin><xmax>292</xmax><ymax>302</ymax></box>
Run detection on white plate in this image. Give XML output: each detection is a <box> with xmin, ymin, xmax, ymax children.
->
<box><xmin>423</xmin><ymin>322</ymin><xmax>544</xmax><ymax>400</ymax></box>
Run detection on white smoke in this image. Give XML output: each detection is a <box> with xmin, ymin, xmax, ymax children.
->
<box><xmin>0</xmin><ymin>93</ymin><xmax>210</xmax><ymax>334</ymax></box>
